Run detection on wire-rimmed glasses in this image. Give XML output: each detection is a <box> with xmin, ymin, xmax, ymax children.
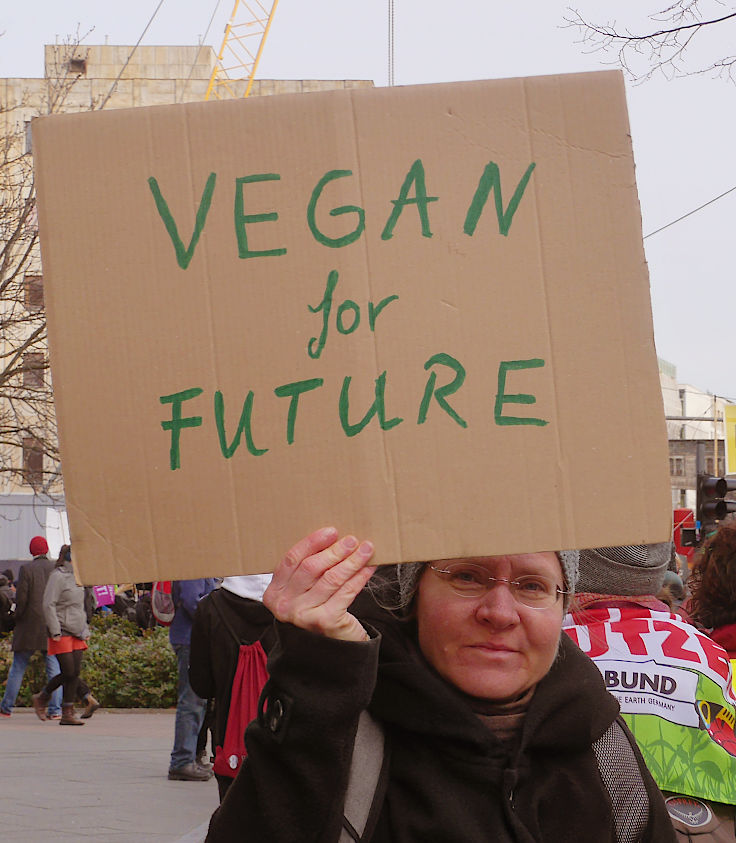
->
<box><xmin>428</xmin><ymin>562</ymin><xmax>568</xmax><ymax>609</ymax></box>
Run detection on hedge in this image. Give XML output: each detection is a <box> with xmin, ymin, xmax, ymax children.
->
<box><xmin>0</xmin><ymin>614</ymin><xmax>178</xmax><ymax>708</ymax></box>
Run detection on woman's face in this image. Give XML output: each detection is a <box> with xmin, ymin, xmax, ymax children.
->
<box><xmin>415</xmin><ymin>552</ymin><xmax>565</xmax><ymax>701</ymax></box>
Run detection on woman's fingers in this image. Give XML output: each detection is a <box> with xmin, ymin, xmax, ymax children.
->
<box><xmin>264</xmin><ymin>530</ymin><xmax>376</xmax><ymax>640</ymax></box>
<box><xmin>270</xmin><ymin>526</ymin><xmax>339</xmax><ymax>589</ymax></box>
<box><xmin>290</xmin><ymin>535</ymin><xmax>370</xmax><ymax>595</ymax></box>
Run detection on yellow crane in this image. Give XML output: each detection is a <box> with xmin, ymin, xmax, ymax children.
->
<box><xmin>205</xmin><ymin>0</ymin><xmax>279</xmax><ymax>100</ymax></box>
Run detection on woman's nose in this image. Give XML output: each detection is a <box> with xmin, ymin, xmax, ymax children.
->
<box><xmin>474</xmin><ymin>581</ymin><xmax>519</xmax><ymax>627</ymax></box>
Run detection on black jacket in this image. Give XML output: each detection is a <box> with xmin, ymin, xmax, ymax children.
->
<box><xmin>207</xmin><ymin>595</ymin><xmax>675</xmax><ymax>843</ymax></box>
<box><xmin>189</xmin><ymin>588</ymin><xmax>274</xmax><ymax>751</ymax></box>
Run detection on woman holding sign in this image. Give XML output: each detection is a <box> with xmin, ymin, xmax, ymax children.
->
<box><xmin>206</xmin><ymin>528</ymin><xmax>674</xmax><ymax>842</ymax></box>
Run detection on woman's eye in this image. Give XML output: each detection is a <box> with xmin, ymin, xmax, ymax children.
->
<box><xmin>517</xmin><ymin>578</ymin><xmax>548</xmax><ymax>594</ymax></box>
<box><xmin>450</xmin><ymin>568</ymin><xmax>484</xmax><ymax>586</ymax></box>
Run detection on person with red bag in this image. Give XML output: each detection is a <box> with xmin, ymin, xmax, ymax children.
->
<box><xmin>190</xmin><ymin>575</ymin><xmax>274</xmax><ymax>801</ymax></box>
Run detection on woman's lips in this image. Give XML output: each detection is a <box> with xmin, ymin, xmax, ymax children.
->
<box><xmin>469</xmin><ymin>643</ymin><xmax>517</xmax><ymax>653</ymax></box>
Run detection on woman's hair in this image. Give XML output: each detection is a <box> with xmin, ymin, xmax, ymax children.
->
<box><xmin>56</xmin><ymin>544</ymin><xmax>71</xmax><ymax>568</ymax></box>
<box><xmin>688</xmin><ymin>522</ymin><xmax>736</xmax><ymax>629</ymax></box>
<box><xmin>364</xmin><ymin>562</ymin><xmax>423</xmax><ymax>617</ymax></box>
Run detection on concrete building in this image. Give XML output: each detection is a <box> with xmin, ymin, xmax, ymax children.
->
<box><xmin>0</xmin><ymin>43</ymin><xmax>372</xmax><ymax>565</ymax></box>
<box><xmin>660</xmin><ymin>357</ymin><xmax>732</xmax><ymax>512</ymax></box>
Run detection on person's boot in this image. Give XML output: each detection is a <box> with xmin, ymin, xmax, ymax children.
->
<box><xmin>80</xmin><ymin>694</ymin><xmax>100</xmax><ymax>719</ymax></box>
<box><xmin>31</xmin><ymin>691</ymin><xmax>50</xmax><ymax>722</ymax></box>
<box><xmin>60</xmin><ymin>703</ymin><xmax>84</xmax><ymax>726</ymax></box>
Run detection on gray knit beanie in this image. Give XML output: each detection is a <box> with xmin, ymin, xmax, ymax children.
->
<box><xmin>557</xmin><ymin>550</ymin><xmax>579</xmax><ymax>610</ymax></box>
<box><xmin>577</xmin><ymin>543</ymin><xmax>672</xmax><ymax>596</ymax></box>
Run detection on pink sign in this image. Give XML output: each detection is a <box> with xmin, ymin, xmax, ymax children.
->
<box><xmin>92</xmin><ymin>584</ymin><xmax>115</xmax><ymax>607</ymax></box>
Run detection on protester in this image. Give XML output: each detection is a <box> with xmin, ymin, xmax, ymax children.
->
<box><xmin>135</xmin><ymin>585</ymin><xmax>156</xmax><ymax>631</ymax></box>
<box><xmin>31</xmin><ymin>545</ymin><xmax>100</xmax><ymax>726</ymax></box>
<box><xmin>207</xmin><ymin>527</ymin><xmax>674</xmax><ymax>842</ymax></box>
<box><xmin>0</xmin><ymin>571</ymin><xmax>15</xmax><ymax>633</ymax></box>
<box><xmin>0</xmin><ymin>537</ymin><xmax>62</xmax><ymax>719</ymax></box>
<box><xmin>168</xmin><ymin>577</ymin><xmax>216</xmax><ymax>782</ymax></box>
<box><xmin>1</xmin><ymin>568</ymin><xmax>15</xmax><ymax>599</ymax></box>
<box><xmin>563</xmin><ymin>543</ymin><xmax>736</xmax><ymax>840</ymax></box>
<box><xmin>190</xmin><ymin>575</ymin><xmax>274</xmax><ymax>801</ymax></box>
<box><xmin>112</xmin><ymin>583</ymin><xmax>138</xmax><ymax>624</ymax></box>
<box><xmin>688</xmin><ymin>522</ymin><xmax>736</xmax><ymax>658</ymax></box>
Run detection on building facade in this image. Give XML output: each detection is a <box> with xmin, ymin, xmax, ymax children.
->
<box><xmin>660</xmin><ymin>357</ymin><xmax>733</xmax><ymax>512</ymax></box>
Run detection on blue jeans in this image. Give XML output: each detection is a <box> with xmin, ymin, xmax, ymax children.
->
<box><xmin>1</xmin><ymin>650</ymin><xmax>62</xmax><ymax>716</ymax></box>
<box><xmin>170</xmin><ymin>644</ymin><xmax>207</xmax><ymax>770</ymax></box>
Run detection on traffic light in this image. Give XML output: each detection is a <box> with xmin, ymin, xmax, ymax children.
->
<box><xmin>696</xmin><ymin>473</ymin><xmax>736</xmax><ymax>535</ymax></box>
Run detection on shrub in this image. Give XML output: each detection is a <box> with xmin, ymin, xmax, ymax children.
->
<box><xmin>0</xmin><ymin>614</ymin><xmax>177</xmax><ymax>708</ymax></box>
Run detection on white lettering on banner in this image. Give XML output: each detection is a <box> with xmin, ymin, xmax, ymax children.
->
<box><xmin>563</xmin><ymin>609</ymin><xmax>736</xmax><ymax>704</ymax></box>
<box><xmin>597</xmin><ymin>658</ymin><xmax>700</xmax><ymax>728</ymax></box>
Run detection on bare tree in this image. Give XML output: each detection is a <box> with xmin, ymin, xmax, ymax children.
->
<box><xmin>566</xmin><ymin>1</ymin><xmax>736</xmax><ymax>82</ymax></box>
<box><xmin>0</xmin><ymin>38</ymin><xmax>94</xmax><ymax>494</ymax></box>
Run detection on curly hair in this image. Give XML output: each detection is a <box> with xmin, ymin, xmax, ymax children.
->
<box><xmin>688</xmin><ymin>522</ymin><xmax>736</xmax><ymax>629</ymax></box>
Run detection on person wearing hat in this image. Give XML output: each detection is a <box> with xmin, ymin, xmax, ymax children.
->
<box><xmin>207</xmin><ymin>528</ymin><xmax>674</xmax><ymax>842</ymax></box>
<box><xmin>563</xmin><ymin>543</ymin><xmax>736</xmax><ymax>841</ymax></box>
<box><xmin>0</xmin><ymin>536</ymin><xmax>62</xmax><ymax>719</ymax></box>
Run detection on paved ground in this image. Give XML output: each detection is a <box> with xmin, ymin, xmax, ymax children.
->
<box><xmin>0</xmin><ymin>708</ymin><xmax>220</xmax><ymax>842</ymax></box>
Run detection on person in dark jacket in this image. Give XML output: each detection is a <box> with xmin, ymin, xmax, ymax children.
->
<box><xmin>190</xmin><ymin>575</ymin><xmax>274</xmax><ymax>801</ymax></box>
<box><xmin>168</xmin><ymin>577</ymin><xmax>216</xmax><ymax>782</ymax></box>
<box><xmin>31</xmin><ymin>545</ymin><xmax>100</xmax><ymax>725</ymax></box>
<box><xmin>0</xmin><ymin>536</ymin><xmax>62</xmax><ymax>719</ymax></box>
<box><xmin>207</xmin><ymin>528</ymin><xmax>675</xmax><ymax>843</ymax></box>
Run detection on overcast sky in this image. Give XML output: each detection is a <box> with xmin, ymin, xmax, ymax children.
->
<box><xmin>2</xmin><ymin>0</ymin><xmax>735</xmax><ymax>400</ymax></box>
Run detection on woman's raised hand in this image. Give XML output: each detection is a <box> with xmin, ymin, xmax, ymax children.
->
<box><xmin>263</xmin><ymin>527</ymin><xmax>376</xmax><ymax>641</ymax></box>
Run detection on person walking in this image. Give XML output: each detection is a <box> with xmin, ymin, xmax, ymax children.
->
<box><xmin>168</xmin><ymin>578</ymin><xmax>216</xmax><ymax>782</ymax></box>
<box><xmin>31</xmin><ymin>545</ymin><xmax>100</xmax><ymax>726</ymax></box>
<box><xmin>0</xmin><ymin>537</ymin><xmax>62</xmax><ymax>719</ymax></box>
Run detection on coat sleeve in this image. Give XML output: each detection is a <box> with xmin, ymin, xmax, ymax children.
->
<box><xmin>189</xmin><ymin>598</ymin><xmax>214</xmax><ymax>700</ymax></box>
<box><xmin>42</xmin><ymin>572</ymin><xmax>62</xmax><ymax>638</ymax></box>
<box><xmin>206</xmin><ymin>622</ymin><xmax>380</xmax><ymax>843</ymax></box>
<box><xmin>14</xmin><ymin>565</ymin><xmax>29</xmax><ymax>620</ymax></box>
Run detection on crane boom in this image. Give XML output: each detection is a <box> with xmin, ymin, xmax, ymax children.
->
<box><xmin>206</xmin><ymin>0</ymin><xmax>279</xmax><ymax>100</ymax></box>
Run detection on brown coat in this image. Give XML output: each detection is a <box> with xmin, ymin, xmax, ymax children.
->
<box><xmin>12</xmin><ymin>555</ymin><xmax>56</xmax><ymax>652</ymax></box>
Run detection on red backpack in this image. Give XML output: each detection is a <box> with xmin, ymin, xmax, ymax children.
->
<box><xmin>211</xmin><ymin>596</ymin><xmax>269</xmax><ymax>778</ymax></box>
<box><xmin>151</xmin><ymin>581</ymin><xmax>175</xmax><ymax>626</ymax></box>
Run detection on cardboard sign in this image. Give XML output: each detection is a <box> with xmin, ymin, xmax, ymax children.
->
<box><xmin>33</xmin><ymin>71</ymin><xmax>672</xmax><ymax>585</ymax></box>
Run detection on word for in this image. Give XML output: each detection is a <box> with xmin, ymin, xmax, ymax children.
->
<box><xmin>605</xmin><ymin>670</ymin><xmax>676</xmax><ymax>695</ymax></box>
<box><xmin>147</xmin><ymin>158</ymin><xmax>536</xmax><ymax>269</ymax></box>
<box><xmin>307</xmin><ymin>270</ymin><xmax>398</xmax><ymax>359</ymax></box>
<box><xmin>159</xmin><ymin>356</ymin><xmax>548</xmax><ymax>470</ymax></box>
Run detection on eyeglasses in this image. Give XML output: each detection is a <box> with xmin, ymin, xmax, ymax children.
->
<box><xmin>428</xmin><ymin>562</ymin><xmax>568</xmax><ymax>609</ymax></box>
